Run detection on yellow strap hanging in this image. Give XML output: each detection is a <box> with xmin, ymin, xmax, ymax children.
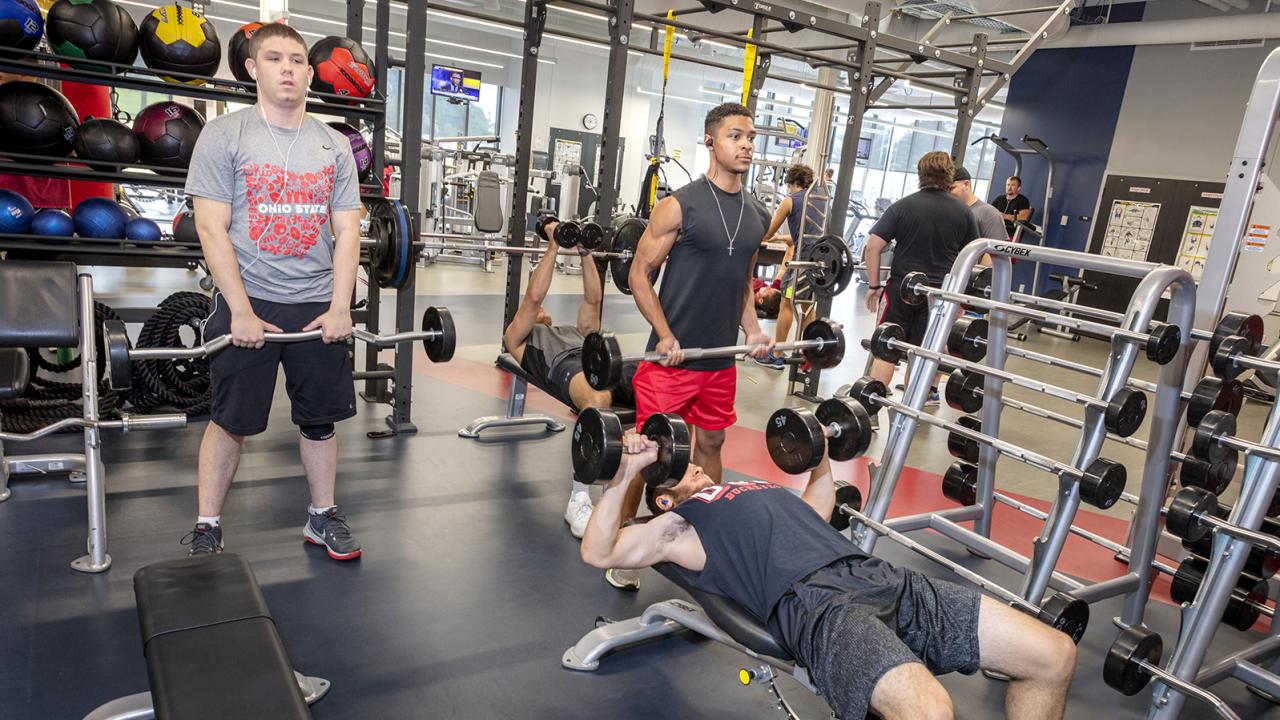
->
<box><xmin>741</xmin><ymin>28</ymin><xmax>756</xmax><ymax>105</ymax></box>
<box><xmin>662</xmin><ymin>9</ymin><xmax>675</xmax><ymax>83</ymax></box>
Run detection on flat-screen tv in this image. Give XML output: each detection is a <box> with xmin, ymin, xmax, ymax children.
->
<box><xmin>430</xmin><ymin>65</ymin><xmax>481</xmax><ymax>102</ymax></box>
<box><xmin>856</xmin><ymin>136</ymin><xmax>872</xmax><ymax>161</ymax></box>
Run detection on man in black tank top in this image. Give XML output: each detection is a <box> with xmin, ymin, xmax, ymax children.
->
<box><xmin>502</xmin><ymin>226</ymin><xmax>637</xmax><ymax>540</ymax></box>
<box><xmin>580</xmin><ymin>434</ymin><xmax>1078</xmax><ymax>720</ymax></box>
<box><xmin>628</xmin><ymin>103</ymin><xmax>773</xmax><ymax>484</ymax></box>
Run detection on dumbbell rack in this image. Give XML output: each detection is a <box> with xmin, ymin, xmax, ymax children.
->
<box><xmin>1134</xmin><ymin>386</ymin><xmax>1280</xmax><ymax>718</ymax></box>
<box><xmin>0</xmin><ymin>0</ymin><xmax>436</xmax><ymax>434</ymax></box>
<box><xmin>854</xmin><ymin>239</ymin><xmax>1197</xmax><ymax>627</ymax></box>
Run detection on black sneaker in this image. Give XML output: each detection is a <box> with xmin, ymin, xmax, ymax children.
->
<box><xmin>181</xmin><ymin>523</ymin><xmax>223</xmax><ymax>556</ymax></box>
<box><xmin>304</xmin><ymin>507</ymin><xmax>362</xmax><ymax>560</ymax></box>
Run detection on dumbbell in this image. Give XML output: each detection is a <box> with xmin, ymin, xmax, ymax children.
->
<box><xmin>1210</xmin><ymin>332</ymin><xmax>1276</xmax><ymax>381</ymax></box>
<box><xmin>942</xmin><ymin>460</ymin><xmax>978</xmax><ymax>506</ymax></box>
<box><xmin>848</xmin><ymin>376</ymin><xmax>1128</xmax><ymax>509</ymax></box>
<box><xmin>765</xmin><ymin>397</ymin><xmax>873</xmax><ymax>474</ymax></box>
<box><xmin>828</xmin><ymin>483</ymin><xmax>863</xmax><ymax>532</ymax></box>
<box><xmin>535</xmin><ymin>214</ymin><xmax>589</xmax><ymax>249</ymax></box>
<box><xmin>1190</xmin><ymin>409</ymin><xmax>1280</xmax><ymax>465</ymax></box>
<box><xmin>1169</xmin><ymin>556</ymin><xmax>1272</xmax><ymax>631</ymax></box>
<box><xmin>584</xmin><ymin>317</ymin><xmax>845</xmax><ymax>390</ymax></box>
<box><xmin>1166</xmin><ymin>488</ymin><xmax>1280</xmax><ymax>580</ymax></box>
<box><xmin>1181</xmin><ymin>514</ymin><xmax>1280</xmax><ymax>580</ymax></box>
<box><xmin>1178</xmin><ymin>451</ymin><xmax>1239</xmax><ymax>496</ymax></box>
<box><xmin>946</xmin><ymin>414</ymin><xmax>983</xmax><ymax>464</ymax></box>
<box><xmin>940</xmin><ymin>364</ymin><xmax>1147</xmax><ymax>438</ymax></box>
<box><xmin>103</xmin><ymin>306</ymin><xmax>457</xmax><ymax>392</ymax></box>
<box><xmin>571</xmin><ymin>407</ymin><xmax>691</xmax><ymax>488</ymax></box>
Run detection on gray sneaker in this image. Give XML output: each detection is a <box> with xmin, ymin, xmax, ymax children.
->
<box><xmin>304</xmin><ymin>507</ymin><xmax>362</xmax><ymax>560</ymax></box>
<box><xmin>181</xmin><ymin>523</ymin><xmax>223</xmax><ymax>556</ymax></box>
<box><xmin>606</xmin><ymin>568</ymin><xmax>641</xmax><ymax>591</ymax></box>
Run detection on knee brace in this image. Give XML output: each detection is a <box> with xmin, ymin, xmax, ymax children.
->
<box><xmin>299</xmin><ymin>423</ymin><xmax>335</xmax><ymax>441</ymax></box>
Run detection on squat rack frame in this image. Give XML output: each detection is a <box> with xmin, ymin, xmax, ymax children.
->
<box><xmin>500</xmin><ymin>0</ymin><xmax>1072</xmax><ymax>398</ymax></box>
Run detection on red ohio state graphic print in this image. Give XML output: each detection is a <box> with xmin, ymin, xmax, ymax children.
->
<box><xmin>243</xmin><ymin>163</ymin><xmax>335</xmax><ymax>257</ymax></box>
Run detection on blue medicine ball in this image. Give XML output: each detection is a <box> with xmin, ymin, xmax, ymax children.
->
<box><xmin>124</xmin><ymin>216</ymin><xmax>161</xmax><ymax>243</ymax></box>
<box><xmin>73</xmin><ymin>197</ymin><xmax>128</xmax><ymax>239</ymax></box>
<box><xmin>0</xmin><ymin>188</ymin><xmax>34</xmax><ymax>233</ymax></box>
<box><xmin>0</xmin><ymin>0</ymin><xmax>43</xmax><ymax>58</ymax></box>
<box><xmin>31</xmin><ymin>208</ymin><xmax>74</xmax><ymax>241</ymax></box>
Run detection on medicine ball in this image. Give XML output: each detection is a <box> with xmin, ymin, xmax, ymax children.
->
<box><xmin>226</xmin><ymin>20</ymin><xmax>262</xmax><ymax>84</ymax></box>
<box><xmin>133</xmin><ymin>101</ymin><xmax>203</xmax><ymax>172</ymax></box>
<box><xmin>31</xmin><ymin>208</ymin><xmax>74</xmax><ymax>242</ymax></box>
<box><xmin>73</xmin><ymin>197</ymin><xmax>127</xmax><ymax>239</ymax></box>
<box><xmin>0</xmin><ymin>81</ymin><xmax>80</xmax><ymax>159</ymax></box>
<box><xmin>46</xmin><ymin>0</ymin><xmax>138</xmax><ymax>73</ymax></box>
<box><xmin>139</xmin><ymin>4</ymin><xmax>220</xmax><ymax>84</ymax></box>
<box><xmin>309</xmin><ymin>36</ymin><xmax>375</xmax><ymax>98</ymax></box>
<box><xmin>0</xmin><ymin>188</ymin><xmax>34</xmax><ymax>233</ymax></box>
<box><xmin>0</xmin><ymin>0</ymin><xmax>43</xmax><ymax>58</ymax></box>
<box><xmin>74</xmin><ymin>117</ymin><xmax>140</xmax><ymax>166</ymax></box>
<box><xmin>328</xmin><ymin>121</ymin><xmax>372</xmax><ymax>184</ymax></box>
<box><xmin>125</xmin><ymin>216</ymin><xmax>161</xmax><ymax>243</ymax></box>
<box><xmin>171</xmin><ymin>208</ymin><xmax>197</xmax><ymax>244</ymax></box>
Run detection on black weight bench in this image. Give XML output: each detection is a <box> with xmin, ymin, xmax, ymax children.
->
<box><xmin>84</xmin><ymin>554</ymin><xmax>329</xmax><ymax>720</ymax></box>
<box><xmin>564</xmin><ymin>564</ymin><xmax>818</xmax><ymax>719</ymax></box>
<box><xmin>458</xmin><ymin>353</ymin><xmax>637</xmax><ymax>438</ymax></box>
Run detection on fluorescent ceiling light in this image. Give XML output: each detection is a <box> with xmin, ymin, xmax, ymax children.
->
<box><xmin>636</xmin><ymin>86</ymin><xmax>718</xmax><ymax>108</ymax></box>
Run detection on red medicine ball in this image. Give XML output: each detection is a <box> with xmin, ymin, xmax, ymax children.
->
<box><xmin>308</xmin><ymin>35</ymin><xmax>375</xmax><ymax>98</ymax></box>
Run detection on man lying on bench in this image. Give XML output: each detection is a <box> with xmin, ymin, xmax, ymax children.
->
<box><xmin>579</xmin><ymin>432</ymin><xmax>1078</xmax><ymax>720</ymax></box>
<box><xmin>501</xmin><ymin>221</ymin><xmax>638</xmax><ymax>547</ymax></box>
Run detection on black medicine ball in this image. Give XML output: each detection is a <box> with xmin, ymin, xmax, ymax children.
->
<box><xmin>0</xmin><ymin>81</ymin><xmax>80</xmax><ymax>159</ymax></box>
<box><xmin>74</xmin><ymin>117</ymin><xmax>140</xmax><ymax>166</ymax></box>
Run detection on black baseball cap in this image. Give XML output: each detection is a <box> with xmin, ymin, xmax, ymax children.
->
<box><xmin>953</xmin><ymin>165</ymin><xmax>972</xmax><ymax>182</ymax></box>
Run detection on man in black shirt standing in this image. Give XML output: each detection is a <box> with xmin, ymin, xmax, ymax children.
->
<box><xmin>580</xmin><ymin>431</ymin><xmax>1077</xmax><ymax>720</ymax></box>
<box><xmin>990</xmin><ymin>175</ymin><xmax>1032</xmax><ymax>238</ymax></box>
<box><xmin>863</xmin><ymin>151</ymin><xmax>979</xmax><ymax>395</ymax></box>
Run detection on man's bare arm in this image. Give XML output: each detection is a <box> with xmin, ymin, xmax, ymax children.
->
<box><xmin>629</xmin><ymin>196</ymin><xmax>681</xmax><ymax>341</ymax></box>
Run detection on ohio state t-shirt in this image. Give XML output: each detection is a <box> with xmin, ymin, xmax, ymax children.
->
<box><xmin>184</xmin><ymin>107</ymin><xmax>361</xmax><ymax>304</ymax></box>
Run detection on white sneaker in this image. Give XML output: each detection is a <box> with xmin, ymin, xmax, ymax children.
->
<box><xmin>606</xmin><ymin>567</ymin><xmax>641</xmax><ymax>591</ymax></box>
<box><xmin>564</xmin><ymin>491</ymin><xmax>593</xmax><ymax>539</ymax></box>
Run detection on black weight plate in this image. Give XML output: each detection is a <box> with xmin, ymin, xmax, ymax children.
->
<box><xmin>942</xmin><ymin>460</ymin><xmax>978</xmax><ymax>505</ymax></box>
<box><xmin>1169</xmin><ymin>557</ymin><xmax>1206</xmax><ymax>604</ymax></box>
<box><xmin>571</xmin><ymin>407</ymin><xmax>624</xmax><ymax>481</ymax></box>
<box><xmin>389</xmin><ymin>200</ymin><xmax>413</xmax><ymax>290</ymax></box>
<box><xmin>766</xmin><ymin>407</ymin><xmax>825</xmax><ymax>474</ymax></box>
<box><xmin>899</xmin><ymin>271</ymin><xmax>929</xmax><ymax>306</ymax></box>
<box><xmin>554</xmin><ymin>220</ymin><xmax>582</xmax><ymax>249</ymax></box>
<box><xmin>1145</xmin><ymin>322</ymin><xmax>1181</xmax><ymax>365</ymax></box>
<box><xmin>966</xmin><ymin>266</ymin><xmax>993</xmax><ymax>299</ymax></box>
<box><xmin>641</xmin><ymin>412</ymin><xmax>691</xmax><ymax>487</ymax></box>
<box><xmin>1103</xmin><ymin>627</ymin><xmax>1161</xmax><ymax>695</ymax></box>
<box><xmin>944</xmin><ymin>368</ymin><xmax>983</xmax><ymax>414</ymax></box>
<box><xmin>1192</xmin><ymin>410</ymin><xmax>1236</xmax><ymax>464</ymax></box>
<box><xmin>1179</xmin><ymin>454</ymin><xmax>1236</xmax><ymax>496</ymax></box>
<box><xmin>947</xmin><ymin>317</ymin><xmax>987</xmax><ymax>362</ymax></box>
<box><xmin>1166</xmin><ymin>486</ymin><xmax>1217</xmax><ymax>543</ymax></box>
<box><xmin>848</xmin><ymin>377</ymin><xmax>887</xmax><ymax>415</ymax></box>
<box><xmin>870</xmin><ymin>323</ymin><xmax>906</xmax><ymax>364</ymax></box>
<box><xmin>1212</xmin><ymin>312</ymin><xmax>1264</xmax><ymax>357</ymax></box>
<box><xmin>1104</xmin><ymin>388</ymin><xmax>1147</xmax><ymax>438</ymax></box>
<box><xmin>368</xmin><ymin>198</ymin><xmax>397</xmax><ymax>288</ymax></box>
<box><xmin>947</xmin><ymin>428</ymin><xmax>980</xmax><ymax>464</ymax></box>
<box><xmin>1187</xmin><ymin>377</ymin><xmax>1232</xmax><ymax>427</ymax></box>
<box><xmin>801</xmin><ymin>235</ymin><xmax>854</xmax><ymax>298</ymax></box>
<box><xmin>582</xmin><ymin>332</ymin><xmax>624</xmax><ymax>390</ymax></box>
<box><xmin>801</xmin><ymin>317</ymin><xmax>845</xmax><ymax>369</ymax></box>
<box><xmin>421</xmin><ymin>306</ymin><xmax>456</xmax><ymax>363</ymax></box>
<box><xmin>817</xmin><ymin>396</ymin><xmax>872</xmax><ymax>461</ymax></box>
<box><xmin>1081</xmin><ymin>458</ymin><xmax>1126</xmax><ymax>509</ymax></box>
<box><xmin>1226</xmin><ymin>579</ymin><xmax>1269</xmax><ymax>631</ymax></box>
<box><xmin>535</xmin><ymin>215</ymin><xmax>555</xmax><ymax>243</ymax></box>
<box><xmin>1212</xmin><ymin>335</ymin><xmax>1249</xmax><ymax>380</ymax></box>
<box><xmin>829</xmin><ymin>483</ymin><xmax>862</xmax><ymax>531</ymax></box>
<box><xmin>1038</xmin><ymin>592</ymin><xmax>1089</xmax><ymax>645</ymax></box>
<box><xmin>579</xmin><ymin>221</ymin><xmax>604</xmax><ymax>250</ymax></box>
<box><xmin>103</xmin><ymin>319</ymin><xmax>132</xmax><ymax>392</ymax></box>
<box><xmin>611</xmin><ymin>216</ymin><xmax>652</xmax><ymax>295</ymax></box>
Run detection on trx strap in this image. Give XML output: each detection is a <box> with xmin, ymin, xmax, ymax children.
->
<box><xmin>741</xmin><ymin>27</ymin><xmax>756</xmax><ymax>105</ymax></box>
<box><xmin>638</xmin><ymin>10</ymin><xmax>676</xmax><ymax>219</ymax></box>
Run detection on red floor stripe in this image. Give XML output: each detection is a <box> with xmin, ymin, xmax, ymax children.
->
<box><xmin>413</xmin><ymin>351</ymin><xmax>1276</xmax><ymax>630</ymax></box>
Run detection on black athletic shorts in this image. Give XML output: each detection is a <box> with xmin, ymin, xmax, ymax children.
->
<box><xmin>204</xmin><ymin>292</ymin><xmax>356</xmax><ymax>436</ymax></box>
<box><xmin>880</xmin><ymin>279</ymin><xmax>930</xmax><ymax>350</ymax></box>
<box><xmin>771</xmin><ymin>556</ymin><xmax>981</xmax><ymax>720</ymax></box>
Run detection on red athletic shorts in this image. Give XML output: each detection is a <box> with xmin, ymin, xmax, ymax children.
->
<box><xmin>632</xmin><ymin>362</ymin><xmax>737</xmax><ymax>431</ymax></box>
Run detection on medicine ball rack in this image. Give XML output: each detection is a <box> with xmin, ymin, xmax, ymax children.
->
<box><xmin>850</xmin><ymin>239</ymin><xmax>1199</xmax><ymax>633</ymax></box>
<box><xmin>0</xmin><ymin>0</ymin><xmax>437</xmax><ymax>435</ymax></box>
<box><xmin>498</xmin><ymin>0</ymin><xmax>1071</xmax><ymax>394</ymax></box>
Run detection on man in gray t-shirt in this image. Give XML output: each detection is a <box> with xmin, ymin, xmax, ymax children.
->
<box><xmin>951</xmin><ymin>166</ymin><xmax>1009</xmax><ymax>251</ymax></box>
<box><xmin>179</xmin><ymin>23</ymin><xmax>366</xmax><ymax>562</ymax></box>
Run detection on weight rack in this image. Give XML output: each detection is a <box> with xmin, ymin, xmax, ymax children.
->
<box><xmin>854</xmin><ymin>239</ymin><xmax>1197</xmax><ymax>627</ymax></box>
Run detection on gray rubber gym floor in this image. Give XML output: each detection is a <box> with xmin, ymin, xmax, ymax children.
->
<box><xmin>2</xmin><ymin>262</ymin><xmax>1278</xmax><ymax>719</ymax></box>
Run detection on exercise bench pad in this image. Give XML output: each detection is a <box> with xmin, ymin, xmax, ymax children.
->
<box><xmin>494</xmin><ymin>353</ymin><xmax>636</xmax><ymax>425</ymax></box>
<box><xmin>0</xmin><ymin>260</ymin><xmax>78</xmax><ymax>348</ymax></box>
<box><xmin>0</xmin><ymin>348</ymin><xmax>29</xmax><ymax>400</ymax></box>
<box><xmin>133</xmin><ymin>554</ymin><xmax>313</xmax><ymax>720</ymax></box>
<box><xmin>654</xmin><ymin>563</ymin><xmax>794</xmax><ymax>663</ymax></box>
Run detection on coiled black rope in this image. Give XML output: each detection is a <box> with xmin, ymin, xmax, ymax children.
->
<box><xmin>128</xmin><ymin>291</ymin><xmax>212</xmax><ymax>415</ymax></box>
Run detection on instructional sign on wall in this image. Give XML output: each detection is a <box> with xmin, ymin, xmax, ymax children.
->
<box><xmin>1174</xmin><ymin>205</ymin><xmax>1219</xmax><ymax>281</ymax></box>
<box><xmin>1101</xmin><ymin>200</ymin><xmax>1162</xmax><ymax>260</ymax></box>
<box><xmin>552</xmin><ymin>138</ymin><xmax>582</xmax><ymax>177</ymax></box>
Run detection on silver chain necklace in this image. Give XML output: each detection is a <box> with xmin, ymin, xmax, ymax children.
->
<box><xmin>704</xmin><ymin>175</ymin><xmax>745</xmax><ymax>256</ymax></box>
